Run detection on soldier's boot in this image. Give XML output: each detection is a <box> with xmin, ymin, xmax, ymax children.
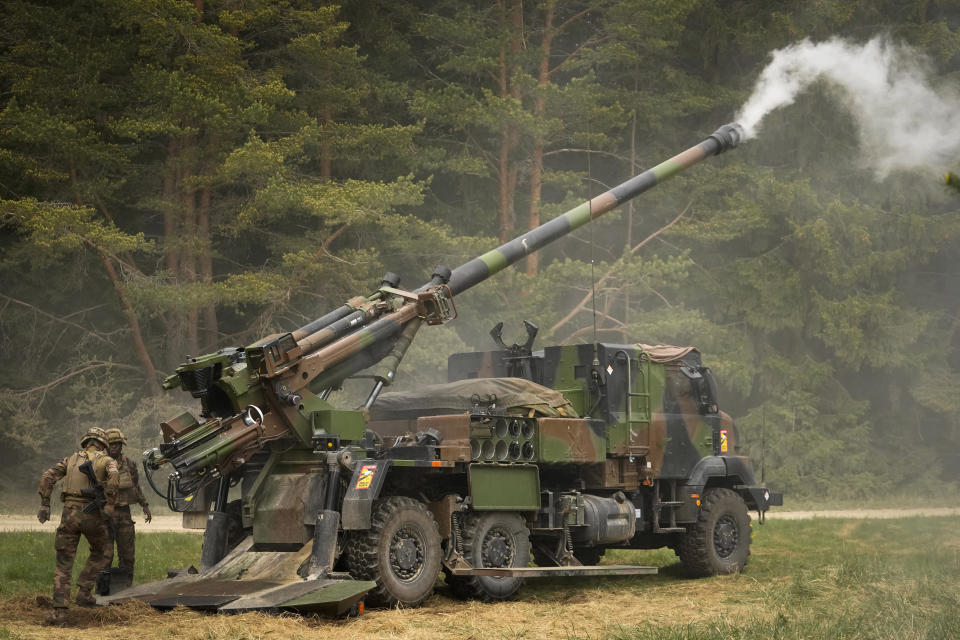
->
<box><xmin>75</xmin><ymin>587</ymin><xmax>97</xmax><ymax>607</ymax></box>
<box><xmin>46</xmin><ymin>596</ymin><xmax>68</xmax><ymax>625</ymax></box>
<box><xmin>45</xmin><ymin>608</ymin><xmax>67</xmax><ymax>626</ymax></box>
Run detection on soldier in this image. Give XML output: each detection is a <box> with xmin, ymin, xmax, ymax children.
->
<box><xmin>37</xmin><ymin>426</ymin><xmax>118</xmax><ymax>615</ymax></box>
<box><xmin>104</xmin><ymin>428</ymin><xmax>151</xmax><ymax>587</ymax></box>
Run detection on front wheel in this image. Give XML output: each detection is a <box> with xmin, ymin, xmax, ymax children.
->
<box><xmin>346</xmin><ymin>496</ymin><xmax>441</xmax><ymax>607</ymax></box>
<box><xmin>677</xmin><ymin>487</ymin><xmax>751</xmax><ymax>577</ymax></box>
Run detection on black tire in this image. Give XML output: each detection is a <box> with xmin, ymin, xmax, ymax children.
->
<box><xmin>346</xmin><ymin>496</ymin><xmax>441</xmax><ymax>608</ymax></box>
<box><xmin>677</xmin><ymin>487</ymin><xmax>751</xmax><ymax>577</ymax></box>
<box><xmin>447</xmin><ymin>511</ymin><xmax>531</xmax><ymax>602</ymax></box>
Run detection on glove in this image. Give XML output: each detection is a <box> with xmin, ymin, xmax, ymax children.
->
<box><xmin>37</xmin><ymin>505</ymin><xmax>50</xmax><ymax>524</ymax></box>
<box><xmin>143</xmin><ymin>506</ymin><xmax>152</xmax><ymax>524</ymax></box>
<box><xmin>103</xmin><ymin>504</ymin><xmax>114</xmax><ymax>517</ymax></box>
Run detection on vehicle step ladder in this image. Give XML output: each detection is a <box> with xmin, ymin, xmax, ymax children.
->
<box><xmin>652</xmin><ymin>479</ymin><xmax>687</xmax><ymax>534</ymax></box>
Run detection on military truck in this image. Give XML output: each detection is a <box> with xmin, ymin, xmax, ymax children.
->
<box><xmin>99</xmin><ymin>122</ymin><xmax>780</xmax><ymax>615</ymax></box>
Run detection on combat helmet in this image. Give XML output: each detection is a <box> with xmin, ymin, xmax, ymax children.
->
<box><xmin>80</xmin><ymin>426</ymin><xmax>108</xmax><ymax>449</ymax></box>
<box><xmin>105</xmin><ymin>428</ymin><xmax>127</xmax><ymax>445</ymax></box>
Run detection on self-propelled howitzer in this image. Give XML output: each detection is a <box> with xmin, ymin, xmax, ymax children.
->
<box><xmin>147</xmin><ymin>122</ymin><xmax>743</xmax><ymax>488</ymax></box>
<box><xmin>105</xmin><ymin>122</ymin><xmax>779</xmax><ymax>616</ymax></box>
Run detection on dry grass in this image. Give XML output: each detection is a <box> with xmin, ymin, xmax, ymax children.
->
<box><xmin>3</xmin><ymin>517</ymin><xmax>959</xmax><ymax>640</ymax></box>
<box><xmin>3</xmin><ymin>576</ymin><xmax>775</xmax><ymax>640</ymax></box>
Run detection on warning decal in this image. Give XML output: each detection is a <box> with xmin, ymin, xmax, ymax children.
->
<box><xmin>719</xmin><ymin>430</ymin><xmax>728</xmax><ymax>453</ymax></box>
<box><xmin>356</xmin><ymin>464</ymin><xmax>377</xmax><ymax>489</ymax></box>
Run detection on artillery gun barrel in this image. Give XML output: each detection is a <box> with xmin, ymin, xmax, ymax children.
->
<box><xmin>445</xmin><ymin>122</ymin><xmax>743</xmax><ymax>296</ymax></box>
<box><xmin>304</xmin><ymin>123</ymin><xmax>743</xmax><ymax>390</ymax></box>
<box><xmin>292</xmin><ymin>305</ymin><xmax>356</xmax><ymax>341</ymax></box>
<box><xmin>292</xmin><ymin>277</ymin><xmax>400</xmax><ymax>348</ymax></box>
<box><xmin>157</xmin><ymin>123</ymin><xmax>746</xmax><ymax>472</ymax></box>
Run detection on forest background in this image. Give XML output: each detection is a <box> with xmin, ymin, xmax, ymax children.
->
<box><xmin>1</xmin><ymin>0</ymin><xmax>958</xmax><ymax>505</ymax></box>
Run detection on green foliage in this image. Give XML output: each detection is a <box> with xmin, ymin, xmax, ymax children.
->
<box><xmin>1</xmin><ymin>0</ymin><xmax>960</xmax><ymax>502</ymax></box>
<box><xmin>2</xmin><ymin>199</ymin><xmax>150</xmax><ymax>262</ymax></box>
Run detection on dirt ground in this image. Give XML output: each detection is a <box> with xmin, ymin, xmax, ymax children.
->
<box><xmin>0</xmin><ymin>514</ymin><xmax>197</xmax><ymax>533</ymax></box>
<box><xmin>5</xmin><ymin>507</ymin><xmax>960</xmax><ymax>532</ymax></box>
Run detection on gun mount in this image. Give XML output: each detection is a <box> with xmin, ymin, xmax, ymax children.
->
<box><xmin>100</xmin><ymin>123</ymin><xmax>779</xmax><ymax>616</ymax></box>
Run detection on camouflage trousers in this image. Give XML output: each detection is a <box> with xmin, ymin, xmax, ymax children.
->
<box><xmin>53</xmin><ymin>503</ymin><xmax>113</xmax><ymax>606</ymax></box>
<box><xmin>109</xmin><ymin>505</ymin><xmax>136</xmax><ymax>571</ymax></box>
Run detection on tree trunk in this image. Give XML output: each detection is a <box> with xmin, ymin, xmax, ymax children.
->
<box><xmin>495</xmin><ymin>0</ymin><xmax>524</xmax><ymax>244</ymax></box>
<box><xmin>162</xmin><ymin>142</ymin><xmax>183</xmax><ymax>368</ymax></box>
<box><xmin>624</xmin><ymin>106</ymin><xmax>637</xmax><ymax>329</ymax></box>
<box><xmin>506</xmin><ymin>0</ymin><xmax>522</xmax><ymax>242</ymax></box>
<box><xmin>182</xmin><ymin>185</ymin><xmax>200</xmax><ymax>357</ymax></box>
<box><xmin>526</xmin><ymin>1</ymin><xmax>556</xmax><ymax>278</ymax></box>
<box><xmin>198</xmin><ymin>186</ymin><xmax>218</xmax><ymax>348</ymax></box>
<box><xmin>99</xmin><ymin>253</ymin><xmax>163</xmax><ymax>396</ymax></box>
<box><xmin>70</xmin><ymin>161</ymin><xmax>162</xmax><ymax>395</ymax></box>
<box><xmin>321</xmin><ymin>110</ymin><xmax>333</xmax><ymax>178</ymax></box>
<box><xmin>496</xmin><ymin>1</ymin><xmax>511</xmax><ymax>243</ymax></box>
<box><xmin>163</xmin><ymin>138</ymin><xmax>201</xmax><ymax>365</ymax></box>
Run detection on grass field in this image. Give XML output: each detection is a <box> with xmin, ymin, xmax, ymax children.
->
<box><xmin>1</xmin><ymin>516</ymin><xmax>958</xmax><ymax>639</ymax></box>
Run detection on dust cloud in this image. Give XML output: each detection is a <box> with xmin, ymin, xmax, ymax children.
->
<box><xmin>736</xmin><ymin>36</ymin><xmax>960</xmax><ymax>177</ymax></box>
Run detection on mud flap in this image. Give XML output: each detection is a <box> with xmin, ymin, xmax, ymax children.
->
<box><xmin>738</xmin><ymin>486</ymin><xmax>783</xmax><ymax>523</ymax></box>
<box><xmin>341</xmin><ymin>460</ymin><xmax>391</xmax><ymax>529</ymax></box>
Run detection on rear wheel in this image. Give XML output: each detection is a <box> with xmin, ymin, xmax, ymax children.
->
<box><xmin>346</xmin><ymin>496</ymin><xmax>441</xmax><ymax>607</ymax></box>
<box><xmin>677</xmin><ymin>487</ymin><xmax>751</xmax><ymax>577</ymax></box>
<box><xmin>447</xmin><ymin>511</ymin><xmax>531</xmax><ymax>601</ymax></box>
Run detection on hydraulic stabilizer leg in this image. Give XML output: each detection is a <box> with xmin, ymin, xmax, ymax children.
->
<box><xmin>200</xmin><ymin>475</ymin><xmax>232</xmax><ymax>569</ymax></box>
<box><xmin>309</xmin><ymin>452</ymin><xmax>343</xmax><ymax>574</ymax></box>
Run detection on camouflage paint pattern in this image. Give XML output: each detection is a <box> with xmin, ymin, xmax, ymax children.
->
<box><xmin>126</xmin><ymin>125</ymin><xmax>750</xmax><ymax>614</ymax></box>
<box><xmin>107</xmin><ymin>454</ymin><xmax>148</xmax><ymax>572</ymax></box>
<box><xmin>536</xmin><ymin>418</ymin><xmax>605</xmax><ymax>464</ymax></box>
<box><xmin>155</xmin><ymin>125</ymin><xmax>743</xmax><ymax>503</ymax></box>
<box><xmin>110</xmin><ymin>505</ymin><xmax>137</xmax><ymax>571</ymax></box>
<box><xmin>38</xmin><ymin>445</ymin><xmax>119</xmax><ymax>506</ymax></box>
<box><xmin>114</xmin><ymin>455</ymin><xmax>148</xmax><ymax>508</ymax></box>
<box><xmin>447</xmin><ymin>341</ymin><xmax>739</xmax><ymax>486</ymax></box>
<box><xmin>245</xmin><ymin>449</ymin><xmax>327</xmax><ymax>547</ymax></box>
<box><xmin>54</xmin><ymin>504</ymin><xmax>113</xmax><ymax>605</ymax></box>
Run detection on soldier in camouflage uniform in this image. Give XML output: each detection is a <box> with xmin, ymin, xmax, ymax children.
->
<box><xmin>104</xmin><ymin>428</ymin><xmax>151</xmax><ymax>586</ymax></box>
<box><xmin>37</xmin><ymin>426</ymin><xmax>119</xmax><ymax>612</ymax></box>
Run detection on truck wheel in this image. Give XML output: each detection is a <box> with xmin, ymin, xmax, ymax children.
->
<box><xmin>677</xmin><ymin>487</ymin><xmax>751</xmax><ymax>577</ymax></box>
<box><xmin>448</xmin><ymin>512</ymin><xmax>531</xmax><ymax>601</ymax></box>
<box><xmin>346</xmin><ymin>496</ymin><xmax>441</xmax><ymax>608</ymax></box>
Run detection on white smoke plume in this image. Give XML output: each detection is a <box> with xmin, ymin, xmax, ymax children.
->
<box><xmin>736</xmin><ymin>36</ymin><xmax>960</xmax><ymax>177</ymax></box>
